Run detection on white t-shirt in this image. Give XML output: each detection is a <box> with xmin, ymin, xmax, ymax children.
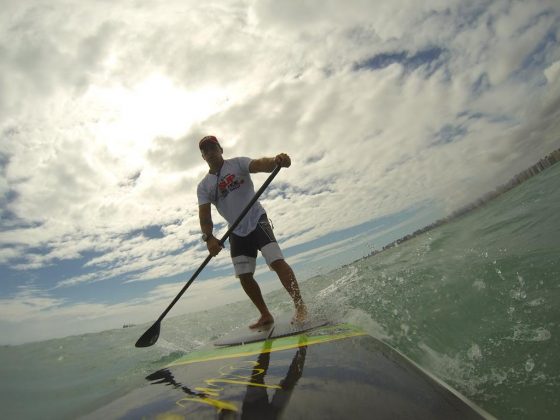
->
<box><xmin>197</xmin><ymin>157</ymin><xmax>266</xmax><ymax>237</ymax></box>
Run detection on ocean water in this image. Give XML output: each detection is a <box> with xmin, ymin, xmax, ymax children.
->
<box><xmin>1</xmin><ymin>163</ymin><xmax>559</xmax><ymax>419</ymax></box>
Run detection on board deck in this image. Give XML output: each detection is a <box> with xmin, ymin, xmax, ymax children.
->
<box><xmin>213</xmin><ymin>315</ymin><xmax>330</xmax><ymax>346</ymax></box>
<box><xmin>83</xmin><ymin>324</ymin><xmax>495</xmax><ymax>419</ymax></box>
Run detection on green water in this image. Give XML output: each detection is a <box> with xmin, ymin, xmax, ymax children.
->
<box><xmin>1</xmin><ymin>164</ymin><xmax>559</xmax><ymax>419</ymax></box>
<box><xmin>308</xmin><ymin>163</ymin><xmax>560</xmax><ymax>419</ymax></box>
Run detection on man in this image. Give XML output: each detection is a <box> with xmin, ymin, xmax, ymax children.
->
<box><xmin>197</xmin><ymin>135</ymin><xmax>307</xmax><ymax>329</ymax></box>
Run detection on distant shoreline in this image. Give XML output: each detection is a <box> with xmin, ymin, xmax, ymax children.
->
<box><xmin>362</xmin><ymin>147</ymin><xmax>560</xmax><ymax>260</ymax></box>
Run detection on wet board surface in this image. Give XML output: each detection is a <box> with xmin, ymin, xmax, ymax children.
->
<box><xmin>82</xmin><ymin>324</ymin><xmax>495</xmax><ymax>420</ymax></box>
<box><xmin>213</xmin><ymin>316</ymin><xmax>330</xmax><ymax>346</ymax></box>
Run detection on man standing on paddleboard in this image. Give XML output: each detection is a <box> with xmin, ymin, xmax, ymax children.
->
<box><xmin>197</xmin><ymin>135</ymin><xmax>307</xmax><ymax>329</ymax></box>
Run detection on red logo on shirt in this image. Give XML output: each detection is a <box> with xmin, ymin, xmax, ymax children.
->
<box><xmin>218</xmin><ymin>173</ymin><xmax>244</xmax><ymax>199</ymax></box>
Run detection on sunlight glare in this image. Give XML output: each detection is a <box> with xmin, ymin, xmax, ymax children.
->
<box><xmin>85</xmin><ymin>75</ymin><xmax>226</xmax><ymax>164</ymax></box>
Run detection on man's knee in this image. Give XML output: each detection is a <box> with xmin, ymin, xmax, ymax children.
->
<box><xmin>239</xmin><ymin>273</ymin><xmax>254</xmax><ymax>283</ymax></box>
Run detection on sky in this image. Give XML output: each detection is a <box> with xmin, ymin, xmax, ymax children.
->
<box><xmin>1</xmin><ymin>0</ymin><xmax>559</xmax><ymax>345</ymax></box>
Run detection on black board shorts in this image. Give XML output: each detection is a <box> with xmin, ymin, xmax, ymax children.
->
<box><xmin>229</xmin><ymin>214</ymin><xmax>284</xmax><ymax>276</ymax></box>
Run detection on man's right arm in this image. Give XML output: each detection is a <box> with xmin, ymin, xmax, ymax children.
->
<box><xmin>199</xmin><ymin>203</ymin><xmax>214</xmax><ymax>237</ymax></box>
<box><xmin>199</xmin><ymin>203</ymin><xmax>222</xmax><ymax>256</ymax></box>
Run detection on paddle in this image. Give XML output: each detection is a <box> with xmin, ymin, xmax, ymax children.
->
<box><xmin>135</xmin><ymin>165</ymin><xmax>282</xmax><ymax>348</ymax></box>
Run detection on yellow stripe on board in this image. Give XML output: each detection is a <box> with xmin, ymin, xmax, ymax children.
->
<box><xmin>167</xmin><ymin>324</ymin><xmax>367</xmax><ymax>368</ymax></box>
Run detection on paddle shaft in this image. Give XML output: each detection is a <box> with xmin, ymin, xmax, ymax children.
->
<box><xmin>154</xmin><ymin>165</ymin><xmax>281</xmax><ymax>323</ymax></box>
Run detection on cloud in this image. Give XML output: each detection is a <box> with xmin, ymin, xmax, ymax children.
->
<box><xmin>544</xmin><ymin>60</ymin><xmax>560</xmax><ymax>84</ymax></box>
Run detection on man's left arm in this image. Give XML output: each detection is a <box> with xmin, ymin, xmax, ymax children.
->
<box><xmin>249</xmin><ymin>153</ymin><xmax>291</xmax><ymax>173</ymax></box>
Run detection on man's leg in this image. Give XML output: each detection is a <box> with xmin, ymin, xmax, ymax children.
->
<box><xmin>230</xmin><ymin>231</ymin><xmax>272</xmax><ymax>329</ymax></box>
<box><xmin>270</xmin><ymin>259</ymin><xmax>308</xmax><ymax>323</ymax></box>
<box><xmin>239</xmin><ymin>273</ymin><xmax>274</xmax><ymax>329</ymax></box>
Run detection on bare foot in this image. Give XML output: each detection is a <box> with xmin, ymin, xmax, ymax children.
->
<box><xmin>291</xmin><ymin>305</ymin><xmax>308</xmax><ymax>325</ymax></box>
<box><xmin>249</xmin><ymin>314</ymin><xmax>274</xmax><ymax>329</ymax></box>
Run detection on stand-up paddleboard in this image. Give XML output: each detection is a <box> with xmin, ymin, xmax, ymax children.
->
<box><xmin>82</xmin><ymin>323</ymin><xmax>495</xmax><ymax>419</ymax></box>
<box><xmin>214</xmin><ymin>315</ymin><xmax>330</xmax><ymax>346</ymax></box>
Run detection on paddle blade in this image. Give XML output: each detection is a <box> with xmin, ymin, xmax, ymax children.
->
<box><xmin>135</xmin><ymin>321</ymin><xmax>161</xmax><ymax>348</ymax></box>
